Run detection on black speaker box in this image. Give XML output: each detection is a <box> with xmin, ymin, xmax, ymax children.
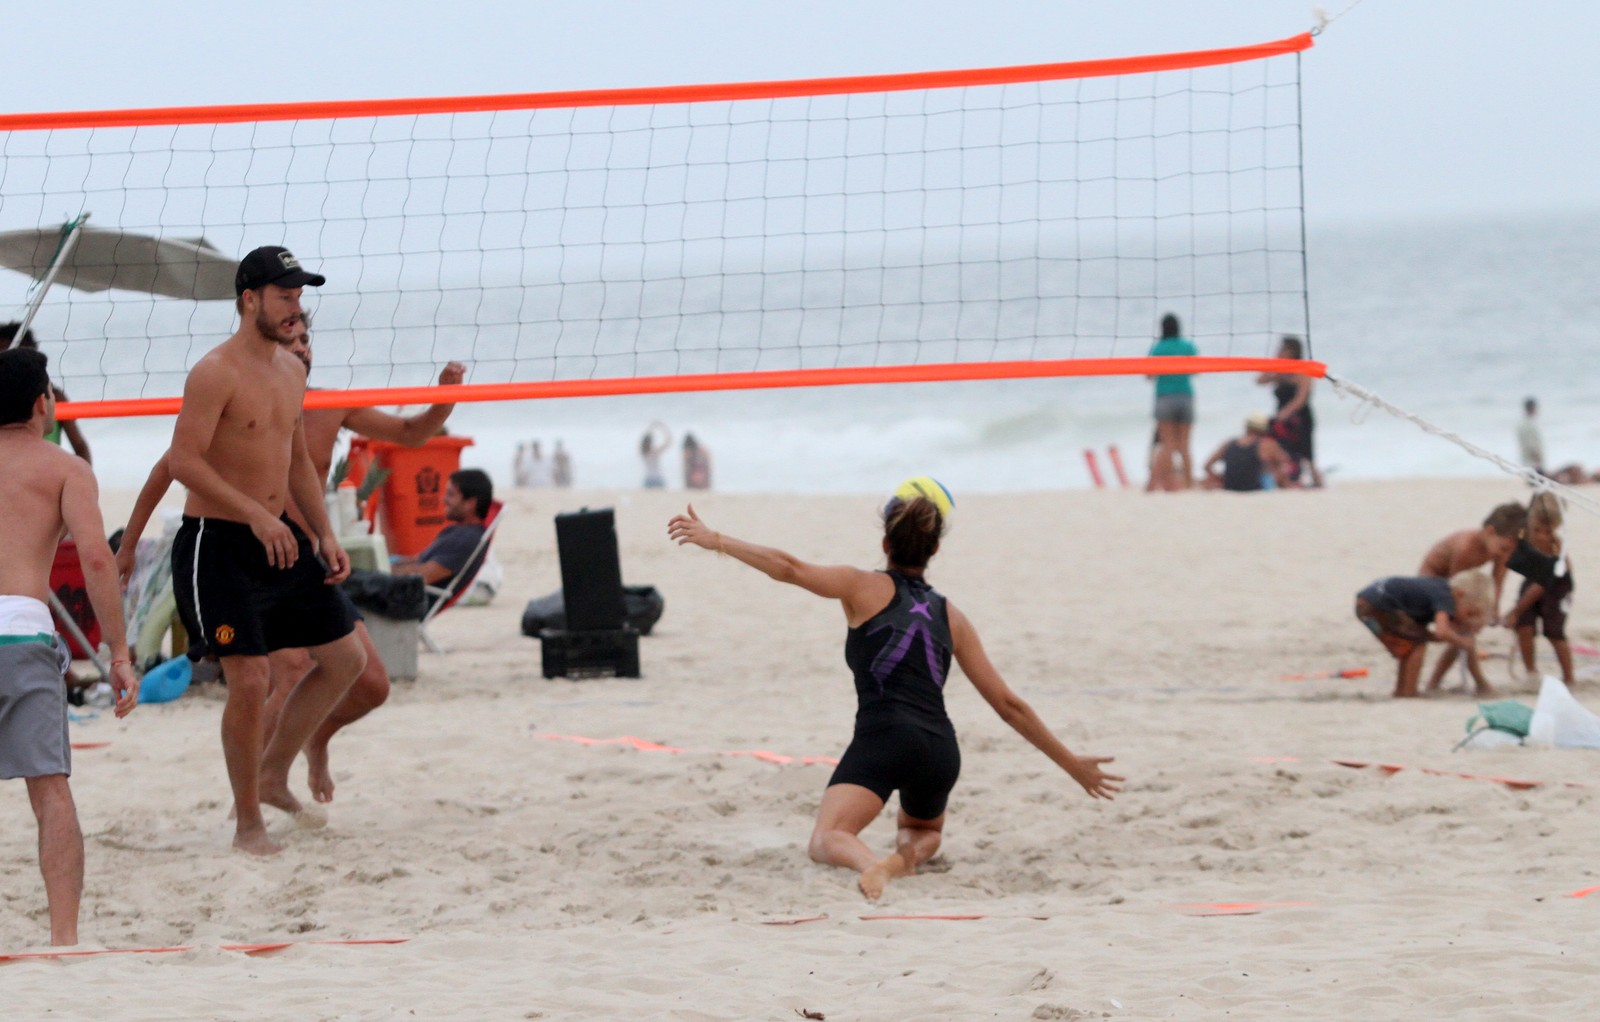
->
<box><xmin>554</xmin><ymin>507</ymin><xmax>628</xmax><ymax>631</ymax></box>
<box><xmin>540</xmin><ymin>628</ymin><xmax>640</xmax><ymax>679</ymax></box>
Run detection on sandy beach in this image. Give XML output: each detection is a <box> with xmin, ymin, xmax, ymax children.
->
<box><xmin>3</xmin><ymin>477</ymin><xmax>1598</xmax><ymax>1020</ymax></box>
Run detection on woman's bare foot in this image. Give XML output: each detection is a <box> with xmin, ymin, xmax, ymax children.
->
<box><xmin>858</xmin><ymin>864</ymin><xmax>891</xmax><ymax>900</ymax></box>
<box><xmin>233</xmin><ymin>825</ymin><xmax>284</xmax><ymax>857</ymax></box>
<box><xmin>305</xmin><ymin>741</ymin><xmax>336</xmax><ymax>804</ymax></box>
<box><xmin>857</xmin><ymin>852</ymin><xmax>911</xmax><ymax>900</ymax></box>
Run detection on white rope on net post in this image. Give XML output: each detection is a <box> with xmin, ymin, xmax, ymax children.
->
<box><xmin>1311</xmin><ymin>0</ymin><xmax>1371</xmax><ymax>36</ymax></box>
<box><xmin>1325</xmin><ymin>372</ymin><xmax>1600</xmax><ymax>519</ymax></box>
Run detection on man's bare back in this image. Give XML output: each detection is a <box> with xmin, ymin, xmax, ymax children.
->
<box><xmin>302</xmin><ymin>407</ymin><xmax>353</xmax><ymax>487</ymax></box>
<box><xmin>1419</xmin><ymin>530</ymin><xmax>1491</xmax><ymax>578</ymax></box>
<box><xmin>0</xmin><ymin>421</ymin><xmax>135</xmax><ymax>715</ymax></box>
<box><xmin>0</xmin><ymin>436</ymin><xmax>88</xmax><ymax>602</ymax></box>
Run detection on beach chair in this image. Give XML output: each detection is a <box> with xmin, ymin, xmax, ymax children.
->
<box><xmin>418</xmin><ymin>501</ymin><xmax>504</xmax><ymax>654</ymax></box>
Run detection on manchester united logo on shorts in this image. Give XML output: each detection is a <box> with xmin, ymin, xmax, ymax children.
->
<box><xmin>214</xmin><ymin>624</ymin><xmax>236</xmax><ymax>645</ymax></box>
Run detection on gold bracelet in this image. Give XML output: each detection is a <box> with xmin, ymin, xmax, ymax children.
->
<box><xmin>715</xmin><ymin>532</ymin><xmax>725</xmax><ymax>556</ymax></box>
<box><xmin>111</xmin><ymin>658</ymin><xmax>132</xmax><ymax>666</ymax></box>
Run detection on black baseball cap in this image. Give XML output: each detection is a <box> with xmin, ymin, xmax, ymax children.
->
<box><xmin>234</xmin><ymin>245</ymin><xmax>327</xmax><ymax>295</ymax></box>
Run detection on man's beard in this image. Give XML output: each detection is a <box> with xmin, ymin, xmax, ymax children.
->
<box><xmin>255</xmin><ymin>307</ymin><xmax>297</xmax><ymax>344</ymax></box>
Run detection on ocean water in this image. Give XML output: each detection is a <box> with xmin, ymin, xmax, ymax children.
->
<box><xmin>80</xmin><ymin>209</ymin><xmax>1600</xmax><ymax>495</ymax></box>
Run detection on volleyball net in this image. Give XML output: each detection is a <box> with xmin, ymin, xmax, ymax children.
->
<box><xmin>0</xmin><ymin>32</ymin><xmax>1319</xmax><ymax>420</ymax></box>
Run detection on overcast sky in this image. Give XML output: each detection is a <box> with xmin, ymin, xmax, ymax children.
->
<box><xmin>8</xmin><ymin>2</ymin><xmax>1597</xmax><ymax>226</ymax></box>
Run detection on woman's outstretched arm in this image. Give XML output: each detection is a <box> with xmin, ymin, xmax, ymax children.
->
<box><xmin>668</xmin><ymin>504</ymin><xmax>883</xmax><ymax>610</ymax></box>
<box><xmin>948</xmin><ymin>602</ymin><xmax>1122</xmax><ymax>800</ymax></box>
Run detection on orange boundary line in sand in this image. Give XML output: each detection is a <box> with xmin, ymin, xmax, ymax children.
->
<box><xmin>1253</xmin><ymin>755</ymin><xmax>1586</xmax><ymax>791</ymax></box>
<box><xmin>858</xmin><ymin>913</ymin><xmax>1051</xmax><ymax>922</ymax></box>
<box><xmin>0</xmin><ymin>35</ymin><xmax>1311</xmax><ymax>131</ymax></box>
<box><xmin>1276</xmin><ymin>667</ymin><xmax>1369</xmax><ymax>681</ymax></box>
<box><xmin>1568</xmin><ymin>886</ymin><xmax>1600</xmax><ymax>899</ymax></box>
<box><xmin>762</xmin><ymin>913</ymin><xmax>1050</xmax><ymax>925</ymax></box>
<box><xmin>763</xmin><ymin>905</ymin><xmax>1310</xmax><ymax>924</ymax></box>
<box><xmin>1328</xmin><ymin>758</ymin><xmax>1587</xmax><ymax>791</ymax></box>
<box><xmin>532</xmin><ymin>731</ymin><xmax>840</xmax><ymax>767</ymax></box>
<box><xmin>1176</xmin><ymin>901</ymin><xmax>1315</xmax><ymax>917</ymax></box>
<box><xmin>69</xmin><ymin>741</ymin><xmax>110</xmax><ymax>750</ymax></box>
<box><xmin>56</xmin><ymin>357</ymin><xmax>1325</xmax><ymax>421</ymax></box>
<box><xmin>0</xmin><ymin>937</ymin><xmax>408</xmax><ymax>963</ymax></box>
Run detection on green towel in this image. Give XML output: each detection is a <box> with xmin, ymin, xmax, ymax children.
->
<box><xmin>1466</xmin><ymin>700</ymin><xmax>1534</xmax><ymax>738</ymax></box>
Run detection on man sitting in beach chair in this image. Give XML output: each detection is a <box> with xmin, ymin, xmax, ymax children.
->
<box><xmin>392</xmin><ymin>469</ymin><xmax>500</xmax><ymax>653</ymax></box>
<box><xmin>392</xmin><ymin>469</ymin><xmax>496</xmax><ymax>590</ymax></box>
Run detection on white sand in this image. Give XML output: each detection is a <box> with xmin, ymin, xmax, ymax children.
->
<box><xmin>4</xmin><ymin>478</ymin><xmax>1599</xmax><ymax>1020</ymax></box>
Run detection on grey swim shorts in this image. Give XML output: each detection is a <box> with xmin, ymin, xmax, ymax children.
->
<box><xmin>1154</xmin><ymin>392</ymin><xmax>1195</xmax><ymax>425</ymax></box>
<box><xmin>0</xmin><ymin>635</ymin><xmax>72</xmax><ymax>780</ymax></box>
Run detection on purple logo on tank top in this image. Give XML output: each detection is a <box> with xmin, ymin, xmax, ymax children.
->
<box><xmin>868</xmin><ymin>605</ymin><xmax>948</xmax><ymax>690</ymax></box>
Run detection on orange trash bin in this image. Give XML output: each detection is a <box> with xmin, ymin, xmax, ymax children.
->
<box><xmin>364</xmin><ymin>435</ymin><xmax>476</xmax><ymax>557</ymax></box>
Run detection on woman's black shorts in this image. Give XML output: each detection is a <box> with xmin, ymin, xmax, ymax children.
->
<box><xmin>829</xmin><ymin>724</ymin><xmax>961</xmax><ymax>821</ymax></box>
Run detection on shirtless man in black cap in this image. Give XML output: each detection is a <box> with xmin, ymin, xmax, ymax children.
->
<box><xmin>119</xmin><ymin>312</ymin><xmax>465</xmax><ymax>806</ymax></box>
<box><xmin>167</xmin><ymin>246</ymin><xmax>366</xmax><ymax>855</ymax></box>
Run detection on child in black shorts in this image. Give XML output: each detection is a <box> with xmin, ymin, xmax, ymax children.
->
<box><xmin>1505</xmin><ymin>492</ymin><xmax>1576</xmax><ymax>688</ymax></box>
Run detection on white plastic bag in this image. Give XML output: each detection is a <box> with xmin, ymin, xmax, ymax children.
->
<box><xmin>461</xmin><ymin>552</ymin><xmax>503</xmax><ymax>607</ymax></box>
<box><xmin>1527</xmin><ymin>676</ymin><xmax>1600</xmax><ymax>749</ymax></box>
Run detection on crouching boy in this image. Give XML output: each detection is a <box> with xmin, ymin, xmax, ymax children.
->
<box><xmin>1355</xmin><ymin>570</ymin><xmax>1494</xmax><ymax>699</ymax></box>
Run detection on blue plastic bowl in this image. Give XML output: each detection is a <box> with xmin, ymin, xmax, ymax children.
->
<box><xmin>139</xmin><ymin>656</ymin><xmax>193</xmax><ymax>704</ymax></box>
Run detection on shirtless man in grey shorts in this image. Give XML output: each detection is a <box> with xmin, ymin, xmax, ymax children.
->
<box><xmin>0</xmin><ymin>347</ymin><xmax>138</xmax><ymax>946</ymax></box>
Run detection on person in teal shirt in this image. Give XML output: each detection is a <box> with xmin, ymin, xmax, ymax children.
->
<box><xmin>1147</xmin><ymin>313</ymin><xmax>1196</xmax><ymax>490</ymax></box>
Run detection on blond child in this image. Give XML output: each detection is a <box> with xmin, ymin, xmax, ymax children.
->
<box><xmin>1355</xmin><ymin>570</ymin><xmax>1495</xmax><ymax>698</ymax></box>
<box><xmin>1504</xmin><ymin>492</ymin><xmax>1576</xmax><ymax>687</ymax></box>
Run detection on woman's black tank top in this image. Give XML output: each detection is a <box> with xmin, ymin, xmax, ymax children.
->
<box><xmin>844</xmin><ymin>571</ymin><xmax>955</xmax><ymax>736</ymax></box>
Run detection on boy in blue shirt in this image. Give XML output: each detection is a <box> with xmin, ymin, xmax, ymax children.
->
<box><xmin>1355</xmin><ymin>571</ymin><xmax>1493</xmax><ymax>698</ymax></box>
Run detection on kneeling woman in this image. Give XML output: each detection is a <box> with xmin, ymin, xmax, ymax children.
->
<box><xmin>667</xmin><ymin>488</ymin><xmax>1121</xmax><ymax>900</ymax></box>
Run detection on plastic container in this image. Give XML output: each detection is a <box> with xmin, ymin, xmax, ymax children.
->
<box><xmin>365</xmin><ymin>435</ymin><xmax>475</xmax><ymax>557</ymax></box>
<box><xmin>50</xmin><ymin>540</ymin><xmax>102</xmax><ymax>658</ymax></box>
<box><xmin>324</xmin><ymin>480</ymin><xmax>363</xmax><ymax>538</ymax></box>
<box><xmin>139</xmin><ymin>656</ymin><xmax>193</xmax><ymax>704</ymax></box>
<box><xmin>336</xmin><ymin>480</ymin><xmax>361</xmax><ymax>536</ymax></box>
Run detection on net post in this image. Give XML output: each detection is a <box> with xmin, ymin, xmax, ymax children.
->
<box><xmin>1107</xmin><ymin>445</ymin><xmax>1131</xmax><ymax>488</ymax></box>
<box><xmin>1294</xmin><ymin>52</ymin><xmax>1315</xmax><ymax>360</ymax></box>
<box><xmin>1083</xmin><ymin>449</ymin><xmax>1106</xmax><ymax>489</ymax></box>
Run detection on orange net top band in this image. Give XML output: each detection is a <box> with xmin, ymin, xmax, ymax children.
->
<box><xmin>1</xmin><ymin>34</ymin><xmax>1312</xmax><ymax>132</ymax></box>
<box><xmin>56</xmin><ymin>356</ymin><xmax>1325</xmax><ymax>420</ymax></box>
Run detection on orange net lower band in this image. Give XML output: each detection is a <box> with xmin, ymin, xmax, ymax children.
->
<box><xmin>56</xmin><ymin>356</ymin><xmax>1326</xmax><ymax>420</ymax></box>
